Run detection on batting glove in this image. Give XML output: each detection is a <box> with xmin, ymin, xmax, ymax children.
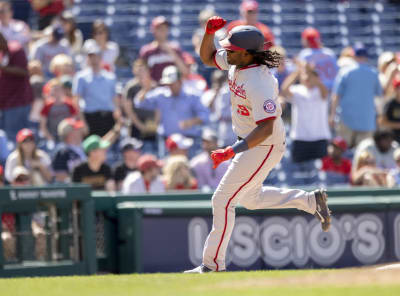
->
<box><xmin>211</xmin><ymin>146</ymin><xmax>235</xmax><ymax>169</ymax></box>
<box><xmin>205</xmin><ymin>16</ymin><xmax>227</xmax><ymax>34</ymax></box>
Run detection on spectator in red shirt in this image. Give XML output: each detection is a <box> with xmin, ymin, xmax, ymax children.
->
<box><xmin>139</xmin><ymin>16</ymin><xmax>189</xmax><ymax>82</ymax></box>
<box><xmin>226</xmin><ymin>0</ymin><xmax>274</xmax><ymax>47</ymax></box>
<box><xmin>30</xmin><ymin>0</ymin><xmax>73</xmax><ymax>30</ymax></box>
<box><xmin>322</xmin><ymin>137</ymin><xmax>352</xmax><ymax>183</ymax></box>
<box><xmin>0</xmin><ymin>33</ymin><xmax>33</xmax><ymax>142</ymax></box>
<box><xmin>40</xmin><ymin>78</ymin><xmax>78</xmax><ymax>142</ymax></box>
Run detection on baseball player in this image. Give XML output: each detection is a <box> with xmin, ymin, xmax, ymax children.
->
<box><xmin>184</xmin><ymin>16</ymin><xmax>331</xmax><ymax>273</ymax></box>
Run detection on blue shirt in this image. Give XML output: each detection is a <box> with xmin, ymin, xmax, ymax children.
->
<box><xmin>137</xmin><ymin>87</ymin><xmax>209</xmax><ymax>138</ymax></box>
<box><xmin>73</xmin><ymin>69</ymin><xmax>116</xmax><ymax>113</ymax></box>
<box><xmin>298</xmin><ymin>47</ymin><xmax>338</xmax><ymax>91</ymax></box>
<box><xmin>333</xmin><ymin>62</ymin><xmax>382</xmax><ymax>131</ymax></box>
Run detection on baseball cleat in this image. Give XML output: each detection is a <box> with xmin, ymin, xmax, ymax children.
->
<box><xmin>183</xmin><ymin>264</ymin><xmax>213</xmax><ymax>273</ymax></box>
<box><xmin>313</xmin><ymin>188</ymin><xmax>331</xmax><ymax>232</ymax></box>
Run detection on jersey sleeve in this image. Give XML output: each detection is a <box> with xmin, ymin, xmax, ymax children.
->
<box><xmin>213</xmin><ymin>49</ymin><xmax>229</xmax><ymax>71</ymax></box>
<box><xmin>246</xmin><ymin>77</ymin><xmax>279</xmax><ymax>124</ymax></box>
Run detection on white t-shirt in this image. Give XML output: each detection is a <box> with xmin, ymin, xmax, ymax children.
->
<box><xmin>4</xmin><ymin>149</ymin><xmax>52</xmax><ymax>183</ymax></box>
<box><xmin>287</xmin><ymin>84</ymin><xmax>331</xmax><ymax>141</ymax></box>
<box><xmin>122</xmin><ymin>171</ymin><xmax>165</xmax><ymax>194</ymax></box>
<box><xmin>214</xmin><ymin>49</ymin><xmax>285</xmax><ymax>145</ymax></box>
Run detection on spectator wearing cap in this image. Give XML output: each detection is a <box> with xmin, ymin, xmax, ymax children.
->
<box><xmin>0</xmin><ymin>1</ymin><xmax>31</xmax><ymax>50</ymax></box>
<box><xmin>113</xmin><ymin>138</ymin><xmax>143</xmax><ymax>191</ymax></box>
<box><xmin>59</xmin><ymin>11</ymin><xmax>83</xmax><ymax>55</ymax></box>
<box><xmin>5</xmin><ymin>128</ymin><xmax>53</xmax><ymax>185</ymax></box>
<box><xmin>226</xmin><ymin>0</ymin><xmax>274</xmax><ymax>47</ymax></box>
<box><xmin>139</xmin><ymin>15</ymin><xmax>189</xmax><ymax>82</ymax></box>
<box><xmin>163</xmin><ymin>155</ymin><xmax>197</xmax><ymax>190</ymax></box>
<box><xmin>30</xmin><ymin>25</ymin><xmax>71</xmax><ymax>77</ymax></box>
<box><xmin>121</xmin><ymin>154</ymin><xmax>165</xmax><ymax>194</ymax></box>
<box><xmin>331</xmin><ymin>42</ymin><xmax>382</xmax><ymax>149</ymax></box>
<box><xmin>297</xmin><ymin>27</ymin><xmax>338</xmax><ymax>91</ymax></box>
<box><xmin>72</xmin><ymin>135</ymin><xmax>115</xmax><ymax>191</ymax></box>
<box><xmin>190</xmin><ymin>129</ymin><xmax>230</xmax><ymax>191</ymax></box>
<box><xmin>352</xmin><ymin>130</ymin><xmax>398</xmax><ymax>176</ymax></box>
<box><xmin>0</xmin><ymin>32</ymin><xmax>33</xmax><ymax>142</ymax></box>
<box><xmin>281</xmin><ymin>61</ymin><xmax>330</xmax><ymax>163</ymax></box>
<box><xmin>165</xmin><ymin>133</ymin><xmax>193</xmax><ymax>158</ymax></box>
<box><xmin>379</xmin><ymin>76</ymin><xmax>400</xmax><ymax>143</ymax></box>
<box><xmin>73</xmin><ymin>42</ymin><xmax>121</xmax><ymax>137</ymax></box>
<box><xmin>137</xmin><ymin>65</ymin><xmax>209</xmax><ymax>157</ymax></box>
<box><xmin>122</xmin><ymin>59</ymin><xmax>158</xmax><ymax>153</ymax></box>
<box><xmin>52</xmin><ymin>117</ymin><xmax>86</xmax><ymax>183</ymax></box>
<box><xmin>321</xmin><ymin>137</ymin><xmax>352</xmax><ymax>184</ymax></box>
<box><xmin>40</xmin><ymin>78</ymin><xmax>79</xmax><ymax>143</ymax></box>
<box><xmin>82</xmin><ymin>20</ymin><xmax>119</xmax><ymax>72</ymax></box>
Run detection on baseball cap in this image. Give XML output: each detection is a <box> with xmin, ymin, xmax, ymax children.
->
<box><xmin>120</xmin><ymin>137</ymin><xmax>143</xmax><ymax>152</ymax></box>
<box><xmin>240</xmin><ymin>0</ymin><xmax>259</xmax><ymax>11</ymax></box>
<box><xmin>166</xmin><ymin>133</ymin><xmax>194</xmax><ymax>151</ymax></box>
<box><xmin>137</xmin><ymin>154</ymin><xmax>162</xmax><ymax>172</ymax></box>
<box><xmin>151</xmin><ymin>16</ymin><xmax>169</xmax><ymax>31</ymax></box>
<box><xmin>353</xmin><ymin>42</ymin><xmax>368</xmax><ymax>57</ymax></box>
<box><xmin>393</xmin><ymin>75</ymin><xmax>400</xmax><ymax>88</ymax></box>
<box><xmin>58</xmin><ymin>117</ymin><xmax>84</xmax><ymax>139</ymax></box>
<box><xmin>160</xmin><ymin>65</ymin><xmax>181</xmax><ymax>85</ymax></box>
<box><xmin>85</xmin><ymin>42</ymin><xmax>101</xmax><ymax>55</ymax></box>
<box><xmin>16</xmin><ymin>128</ymin><xmax>34</xmax><ymax>143</ymax></box>
<box><xmin>11</xmin><ymin>166</ymin><xmax>30</xmax><ymax>183</ymax></box>
<box><xmin>331</xmin><ymin>137</ymin><xmax>348</xmax><ymax>151</ymax></box>
<box><xmin>302</xmin><ymin>27</ymin><xmax>320</xmax><ymax>49</ymax></box>
<box><xmin>202</xmin><ymin>128</ymin><xmax>217</xmax><ymax>142</ymax></box>
<box><xmin>83</xmin><ymin>135</ymin><xmax>110</xmax><ymax>154</ymax></box>
<box><xmin>220</xmin><ymin>25</ymin><xmax>264</xmax><ymax>52</ymax></box>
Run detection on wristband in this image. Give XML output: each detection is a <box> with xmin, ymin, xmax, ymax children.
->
<box><xmin>232</xmin><ymin>139</ymin><xmax>249</xmax><ymax>154</ymax></box>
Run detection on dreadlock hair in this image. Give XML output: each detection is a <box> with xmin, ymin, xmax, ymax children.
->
<box><xmin>247</xmin><ymin>49</ymin><xmax>283</xmax><ymax>69</ymax></box>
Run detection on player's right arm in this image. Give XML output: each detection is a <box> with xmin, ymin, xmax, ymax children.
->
<box><xmin>200</xmin><ymin>16</ymin><xmax>227</xmax><ymax>68</ymax></box>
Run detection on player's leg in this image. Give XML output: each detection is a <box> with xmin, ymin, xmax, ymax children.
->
<box><xmin>238</xmin><ymin>143</ymin><xmax>331</xmax><ymax>231</ymax></box>
<box><xmin>185</xmin><ymin>144</ymin><xmax>275</xmax><ymax>273</ymax></box>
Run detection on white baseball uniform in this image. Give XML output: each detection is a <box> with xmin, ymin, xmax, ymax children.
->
<box><xmin>201</xmin><ymin>49</ymin><xmax>317</xmax><ymax>271</ymax></box>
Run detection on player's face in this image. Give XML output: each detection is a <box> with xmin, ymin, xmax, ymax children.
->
<box><xmin>226</xmin><ymin>50</ymin><xmax>245</xmax><ymax>65</ymax></box>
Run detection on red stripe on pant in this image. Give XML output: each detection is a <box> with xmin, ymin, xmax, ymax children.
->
<box><xmin>213</xmin><ymin>145</ymin><xmax>275</xmax><ymax>271</ymax></box>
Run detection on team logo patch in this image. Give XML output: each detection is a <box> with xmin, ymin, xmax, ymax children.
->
<box><xmin>263</xmin><ymin>99</ymin><xmax>276</xmax><ymax>113</ymax></box>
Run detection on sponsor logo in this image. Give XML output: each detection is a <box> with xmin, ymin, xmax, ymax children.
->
<box><xmin>188</xmin><ymin>214</ymin><xmax>386</xmax><ymax>268</ymax></box>
<box><xmin>263</xmin><ymin>99</ymin><xmax>276</xmax><ymax>113</ymax></box>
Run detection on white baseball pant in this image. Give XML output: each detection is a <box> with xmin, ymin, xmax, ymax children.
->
<box><xmin>202</xmin><ymin>143</ymin><xmax>317</xmax><ymax>271</ymax></box>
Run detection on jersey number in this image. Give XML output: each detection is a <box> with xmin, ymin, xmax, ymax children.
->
<box><xmin>237</xmin><ymin>105</ymin><xmax>250</xmax><ymax>116</ymax></box>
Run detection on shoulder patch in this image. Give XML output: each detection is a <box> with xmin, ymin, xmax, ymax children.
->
<box><xmin>263</xmin><ymin>99</ymin><xmax>276</xmax><ymax>113</ymax></box>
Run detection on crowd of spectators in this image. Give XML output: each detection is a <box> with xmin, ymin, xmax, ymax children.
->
<box><xmin>0</xmin><ymin>0</ymin><xmax>400</xmax><ymax>195</ymax></box>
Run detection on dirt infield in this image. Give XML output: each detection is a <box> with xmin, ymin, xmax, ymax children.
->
<box><xmin>218</xmin><ymin>267</ymin><xmax>400</xmax><ymax>289</ymax></box>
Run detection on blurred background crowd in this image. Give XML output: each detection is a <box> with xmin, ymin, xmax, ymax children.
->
<box><xmin>1</xmin><ymin>0</ymin><xmax>400</xmax><ymax>194</ymax></box>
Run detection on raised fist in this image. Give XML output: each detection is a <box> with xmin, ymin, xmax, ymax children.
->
<box><xmin>211</xmin><ymin>146</ymin><xmax>235</xmax><ymax>169</ymax></box>
<box><xmin>205</xmin><ymin>16</ymin><xmax>227</xmax><ymax>34</ymax></box>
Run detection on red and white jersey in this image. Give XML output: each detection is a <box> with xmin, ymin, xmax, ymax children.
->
<box><xmin>213</xmin><ymin>49</ymin><xmax>285</xmax><ymax>145</ymax></box>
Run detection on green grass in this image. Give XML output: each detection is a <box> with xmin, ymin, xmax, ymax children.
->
<box><xmin>1</xmin><ymin>269</ymin><xmax>400</xmax><ymax>296</ymax></box>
